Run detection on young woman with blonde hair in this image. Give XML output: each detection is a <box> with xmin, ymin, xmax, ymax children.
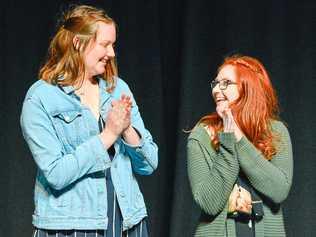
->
<box><xmin>21</xmin><ymin>5</ymin><xmax>158</xmax><ymax>237</ymax></box>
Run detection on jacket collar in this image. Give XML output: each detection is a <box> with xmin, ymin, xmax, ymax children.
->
<box><xmin>58</xmin><ymin>76</ymin><xmax>113</xmax><ymax>117</ymax></box>
<box><xmin>60</xmin><ymin>85</ymin><xmax>75</xmax><ymax>94</ymax></box>
<box><xmin>58</xmin><ymin>76</ymin><xmax>111</xmax><ymax>97</ymax></box>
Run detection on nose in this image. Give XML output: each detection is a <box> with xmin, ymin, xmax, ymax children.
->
<box><xmin>107</xmin><ymin>45</ymin><xmax>115</xmax><ymax>58</ymax></box>
<box><xmin>212</xmin><ymin>82</ymin><xmax>221</xmax><ymax>95</ymax></box>
<box><xmin>212</xmin><ymin>85</ymin><xmax>226</xmax><ymax>101</ymax></box>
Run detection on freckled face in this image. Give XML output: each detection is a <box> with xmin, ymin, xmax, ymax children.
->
<box><xmin>212</xmin><ymin>65</ymin><xmax>239</xmax><ymax>106</ymax></box>
<box><xmin>83</xmin><ymin>22</ymin><xmax>116</xmax><ymax>78</ymax></box>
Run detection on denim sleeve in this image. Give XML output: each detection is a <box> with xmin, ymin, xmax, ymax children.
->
<box><xmin>120</xmin><ymin>87</ymin><xmax>158</xmax><ymax>175</ymax></box>
<box><xmin>20</xmin><ymin>96</ymin><xmax>110</xmax><ymax>190</ymax></box>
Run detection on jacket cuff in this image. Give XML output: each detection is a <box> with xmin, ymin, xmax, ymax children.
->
<box><xmin>87</xmin><ymin>135</ymin><xmax>111</xmax><ymax>172</ymax></box>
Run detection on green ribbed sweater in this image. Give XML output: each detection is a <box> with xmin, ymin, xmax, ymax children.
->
<box><xmin>187</xmin><ymin>120</ymin><xmax>293</xmax><ymax>237</ymax></box>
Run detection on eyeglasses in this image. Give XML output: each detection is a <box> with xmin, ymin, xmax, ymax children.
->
<box><xmin>210</xmin><ymin>79</ymin><xmax>237</xmax><ymax>90</ymax></box>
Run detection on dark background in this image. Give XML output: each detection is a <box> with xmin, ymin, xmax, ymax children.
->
<box><xmin>1</xmin><ymin>0</ymin><xmax>316</xmax><ymax>236</ymax></box>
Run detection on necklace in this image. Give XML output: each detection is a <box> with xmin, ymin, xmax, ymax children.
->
<box><xmin>78</xmin><ymin>90</ymin><xmax>85</xmax><ymax>96</ymax></box>
<box><xmin>76</xmin><ymin>85</ymin><xmax>86</xmax><ymax>96</ymax></box>
<box><xmin>75</xmin><ymin>83</ymin><xmax>100</xmax><ymax>120</ymax></box>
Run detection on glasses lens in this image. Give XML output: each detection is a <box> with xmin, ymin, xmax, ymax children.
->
<box><xmin>219</xmin><ymin>80</ymin><xmax>228</xmax><ymax>90</ymax></box>
<box><xmin>211</xmin><ymin>80</ymin><xmax>217</xmax><ymax>89</ymax></box>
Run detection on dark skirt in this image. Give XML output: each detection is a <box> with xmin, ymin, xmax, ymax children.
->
<box><xmin>33</xmin><ymin>169</ymin><xmax>148</xmax><ymax>237</ymax></box>
<box><xmin>234</xmin><ymin>175</ymin><xmax>256</xmax><ymax>237</ymax></box>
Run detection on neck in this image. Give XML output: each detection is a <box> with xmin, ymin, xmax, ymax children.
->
<box><xmin>74</xmin><ymin>73</ymin><xmax>98</xmax><ymax>88</ymax></box>
<box><xmin>74</xmin><ymin>74</ymin><xmax>99</xmax><ymax>96</ymax></box>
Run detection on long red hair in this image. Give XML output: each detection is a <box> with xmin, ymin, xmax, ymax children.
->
<box><xmin>199</xmin><ymin>55</ymin><xmax>280</xmax><ymax>160</ymax></box>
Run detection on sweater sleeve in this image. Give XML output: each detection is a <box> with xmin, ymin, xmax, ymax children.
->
<box><xmin>187</xmin><ymin>129</ymin><xmax>239</xmax><ymax>216</ymax></box>
<box><xmin>236</xmin><ymin>121</ymin><xmax>293</xmax><ymax>203</ymax></box>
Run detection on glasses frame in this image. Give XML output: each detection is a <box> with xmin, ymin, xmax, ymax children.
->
<box><xmin>210</xmin><ymin>79</ymin><xmax>237</xmax><ymax>90</ymax></box>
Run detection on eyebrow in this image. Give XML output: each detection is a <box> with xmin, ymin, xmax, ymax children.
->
<box><xmin>214</xmin><ymin>77</ymin><xmax>230</xmax><ymax>81</ymax></box>
<box><xmin>99</xmin><ymin>40</ymin><xmax>111</xmax><ymax>43</ymax></box>
<box><xmin>98</xmin><ymin>39</ymin><xmax>116</xmax><ymax>44</ymax></box>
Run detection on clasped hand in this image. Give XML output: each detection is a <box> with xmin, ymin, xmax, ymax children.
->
<box><xmin>216</xmin><ymin>101</ymin><xmax>243</xmax><ymax>141</ymax></box>
<box><xmin>228</xmin><ymin>184</ymin><xmax>252</xmax><ymax>215</ymax></box>
<box><xmin>104</xmin><ymin>94</ymin><xmax>132</xmax><ymax>138</ymax></box>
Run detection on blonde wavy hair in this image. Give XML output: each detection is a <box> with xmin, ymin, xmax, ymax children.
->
<box><xmin>39</xmin><ymin>5</ymin><xmax>117</xmax><ymax>92</ymax></box>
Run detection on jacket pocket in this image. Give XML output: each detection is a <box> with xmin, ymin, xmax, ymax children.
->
<box><xmin>51</xmin><ymin>110</ymin><xmax>86</xmax><ymax>148</ymax></box>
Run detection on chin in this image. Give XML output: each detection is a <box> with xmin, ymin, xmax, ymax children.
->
<box><xmin>95</xmin><ymin>68</ymin><xmax>106</xmax><ymax>75</ymax></box>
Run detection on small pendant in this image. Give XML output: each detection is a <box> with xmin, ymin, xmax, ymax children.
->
<box><xmin>248</xmin><ymin>220</ymin><xmax>252</xmax><ymax>228</ymax></box>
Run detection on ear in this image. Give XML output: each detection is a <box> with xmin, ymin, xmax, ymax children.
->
<box><xmin>72</xmin><ymin>36</ymin><xmax>80</xmax><ymax>50</ymax></box>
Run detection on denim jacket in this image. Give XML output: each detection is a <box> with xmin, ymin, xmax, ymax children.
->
<box><xmin>20</xmin><ymin>77</ymin><xmax>158</xmax><ymax>230</ymax></box>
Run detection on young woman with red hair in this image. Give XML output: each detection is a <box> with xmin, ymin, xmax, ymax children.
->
<box><xmin>187</xmin><ymin>55</ymin><xmax>293</xmax><ymax>236</ymax></box>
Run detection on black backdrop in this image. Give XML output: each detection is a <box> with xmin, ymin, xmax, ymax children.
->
<box><xmin>1</xmin><ymin>0</ymin><xmax>316</xmax><ymax>236</ymax></box>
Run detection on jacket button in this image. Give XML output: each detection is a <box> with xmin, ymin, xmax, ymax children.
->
<box><xmin>120</xmin><ymin>193</ymin><xmax>125</xmax><ymax>198</ymax></box>
<box><xmin>113</xmin><ymin>164</ymin><xmax>117</xmax><ymax>168</ymax></box>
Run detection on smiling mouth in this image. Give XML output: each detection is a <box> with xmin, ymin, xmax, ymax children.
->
<box><xmin>215</xmin><ymin>98</ymin><xmax>226</xmax><ymax>103</ymax></box>
<box><xmin>100</xmin><ymin>58</ymin><xmax>107</xmax><ymax>64</ymax></box>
